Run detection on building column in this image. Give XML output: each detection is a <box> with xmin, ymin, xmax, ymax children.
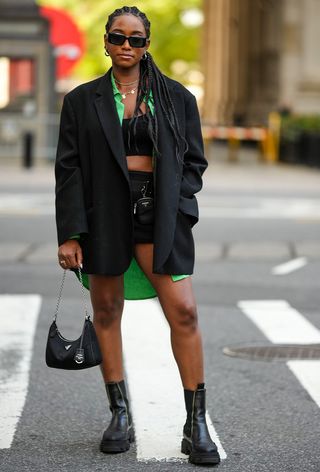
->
<box><xmin>202</xmin><ymin>0</ymin><xmax>229</xmax><ymax>124</ymax></box>
<box><xmin>246</xmin><ymin>0</ymin><xmax>282</xmax><ymax>124</ymax></box>
<box><xmin>280</xmin><ymin>0</ymin><xmax>320</xmax><ymax>113</ymax></box>
<box><xmin>202</xmin><ymin>0</ymin><xmax>282</xmax><ymax>125</ymax></box>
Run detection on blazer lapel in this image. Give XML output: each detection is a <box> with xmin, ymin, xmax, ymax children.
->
<box><xmin>94</xmin><ymin>70</ymin><xmax>129</xmax><ymax>182</ymax></box>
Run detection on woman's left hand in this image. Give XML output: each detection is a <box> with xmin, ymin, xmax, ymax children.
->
<box><xmin>57</xmin><ymin>239</ymin><xmax>83</xmax><ymax>270</ymax></box>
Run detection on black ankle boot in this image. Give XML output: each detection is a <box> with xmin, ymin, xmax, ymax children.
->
<box><xmin>181</xmin><ymin>383</ymin><xmax>220</xmax><ymax>465</ymax></box>
<box><xmin>100</xmin><ymin>380</ymin><xmax>134</xmax><ymax>453</ymax></box>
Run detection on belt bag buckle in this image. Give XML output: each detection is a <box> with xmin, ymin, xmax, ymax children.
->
<box><xmin>135</xmin><ymin>197</ymin><xmax>154</xmax><ymax>225</ymax></box>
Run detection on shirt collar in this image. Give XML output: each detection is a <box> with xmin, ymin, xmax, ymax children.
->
<box><xmin>110</xmin><ymin>69</ymin><xmax>122</xmax><ymax>100</ymax></box>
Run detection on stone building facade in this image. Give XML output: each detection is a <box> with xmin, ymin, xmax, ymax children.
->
<box><xmin>202</xmin><ymin>0</ymin><xmax>320</xmax><ymax>125</ymax></box>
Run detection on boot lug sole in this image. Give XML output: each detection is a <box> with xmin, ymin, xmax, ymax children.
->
<box><xmin>100</xmin><ymin>440</ymin><xmax>131</xmax><ymax>453</ymax></box>
<box><xmin>181</xmin><ymin>438</ymin><xmax>221</xmax><ymax>465</ymax></box>
<box><xmin>100</xmin><ymin>430</ymin><xmax>134</xmax><ymax>453</ymax></box>
<box><xmin>188</xmin><ymin>453</ymin><xmax>221</xmax><ymax>465</ymax></box>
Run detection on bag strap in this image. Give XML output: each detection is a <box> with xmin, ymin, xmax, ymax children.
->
<box><xmin>53</xmin><ymin>267</ymin><xmax>90</xmax><ymax>323</ymax></box>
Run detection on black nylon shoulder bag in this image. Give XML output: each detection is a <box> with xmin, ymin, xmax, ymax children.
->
<box><xmin>45</xmin><ymin>267</ymin><xmax>102</xmax><ymax>370</ymax></box>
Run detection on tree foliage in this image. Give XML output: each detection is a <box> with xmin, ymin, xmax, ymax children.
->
<box><xmin>37</xmin><ymin>0</ymin><xmax>202</xmax><ymax>82</ymax></box>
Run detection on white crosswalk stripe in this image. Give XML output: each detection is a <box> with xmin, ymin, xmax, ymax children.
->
<box><xmin>122</xmin><ymin>299</ymin><xmax>227</xmax><ymax>462</ymax></box>
<box><xmin>287</xmin><ymin>361</ymin><xmax>320</xmax><ymax>408</ymax></box>
<box><xmin>0</xmin><ymin>295</ymin><xmax>42</xmax><ymax>449</ymax></box>
<box><xmin>238</xmin><ymin>300</ymin><xmax>320</xmax><ymax>344</ymax></box>
<box><xmin>238</xmin><ymin>300</ymin><xmax>320</xmax><ymax>409</ymax></box>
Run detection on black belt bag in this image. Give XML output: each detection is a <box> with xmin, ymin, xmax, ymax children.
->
<box><xmin>131</xmin><ymin>178</ymin><xmax>154</xmax><ymax>225</ymax></box>
<box><xmin>134</xmin><ymin>196</ymin><xmax>154</xmax><ymax>225</ymax></box>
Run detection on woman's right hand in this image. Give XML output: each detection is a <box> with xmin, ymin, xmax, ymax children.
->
<box><xmin>57</xmin><ymin>240</ymin><xmax>83</xmax><ymax>270</ymax></box>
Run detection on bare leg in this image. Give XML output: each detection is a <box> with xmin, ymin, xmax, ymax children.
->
<box><xmin>134</xmin><ymin>243</ymin><xmax>204</xmax><ymax>390</ymax></box>
<box><xmin>89</xmin><ymin>274</ymin><xmax>125</xmax><ymax>383</ymax></box>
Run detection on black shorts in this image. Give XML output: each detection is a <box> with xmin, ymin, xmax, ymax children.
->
<box><xmin>128</xmin><ymin>170</ymin><xmax>154</xmax><ymax>244</ymax></box>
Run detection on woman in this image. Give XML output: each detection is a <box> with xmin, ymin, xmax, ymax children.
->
<box><xmin>55</xmin><ymin>5</ymin><xmax>220</xmax><ymax>466</ymax></box>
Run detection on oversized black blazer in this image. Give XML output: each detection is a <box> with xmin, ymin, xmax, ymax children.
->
<box><xmin>55</xmin><ymin>67</ymin><xmax>208</xmax><ymax>276</ymax></box>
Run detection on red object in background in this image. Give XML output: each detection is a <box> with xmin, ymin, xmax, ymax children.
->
<box><xmin>40</xmin><ymin>5</ymin><xmax>85</xmax><ymax>79</ymax></box>
<box><xmin>9</xmin><ymin>59</ymin><xmax>35</xmax><ymax>99</ymax></box>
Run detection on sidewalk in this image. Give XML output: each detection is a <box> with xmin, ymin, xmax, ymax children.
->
<box><xmin>1</xmin><ymin>144</ymin><xmax>320</xmax><ymax>193</ymax></box>
<box><xmin>204</xmin><ymin>143</ymin><xmax>320</xmax><ymax>194</ymax></box>
<box><xmin>0</xmin><ymin>163</ymin><xmax>54</xmax><ymax>189</ymax></box>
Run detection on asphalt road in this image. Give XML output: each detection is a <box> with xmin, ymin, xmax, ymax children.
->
<box><xmin>0</xmin><ymin>155</ymin><xmax>320</xmax><ymax>472</ymax></box>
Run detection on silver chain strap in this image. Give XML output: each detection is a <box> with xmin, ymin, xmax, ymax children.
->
<box><xmin>77</xmin><ymin>266</ymin><xmax>90</xmax><ymax>319</ymax></box>
<box><xmin>53</xmin><ymin>267</ymin><xmax>90</xmax><ymax>322</ymax></box>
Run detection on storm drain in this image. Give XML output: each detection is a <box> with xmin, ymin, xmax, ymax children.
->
<box><xmin>223</xmin><ymin>344</ymin><xmax>320</xmax><ymax>362</ymax></box>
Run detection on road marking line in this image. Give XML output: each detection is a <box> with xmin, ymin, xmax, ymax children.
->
<box><xmin>0</xmin><ymin>295</ymin><xmax>42</xmax><ymax>449</ymax></box>
<box><xmin>122</xmin><ymin>299</ymin><xmax>226</xmax><ymax>462</ymax></box>
<box><xmin>272</xmin><ymin>257</ymin><xmax>308</xmax><ymax>275</ymax></box>
<box><xmin>237</xmin><ymin>300</ymin><xmax>320</xmax><ymax>344</ymax></box>
<box><xmin>287</xmin><ymin>361</ymin><xmax>320</xmax><ymax>408</ymax></box>
<box><xmin>238</xmin><ymin>300</ymin><xmax>320</xmax><ymax>409</ymax></box>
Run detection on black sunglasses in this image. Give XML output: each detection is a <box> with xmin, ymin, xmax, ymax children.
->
<box><xmin>107</xmin><ymin>32</ymin><xmax>147</xmax><ymax>48</ymax></box>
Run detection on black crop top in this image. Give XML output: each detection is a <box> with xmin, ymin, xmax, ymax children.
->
<box><xmin>122</xmin><ymin>115</ymin><xmax>153</xmax><ymax>156</ymax></box>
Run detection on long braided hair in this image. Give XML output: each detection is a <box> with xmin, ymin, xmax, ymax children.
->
<box><xmin>105</xmin><ymin>5</ymin><xmax>188</xmax><ymax>163</ymax></box>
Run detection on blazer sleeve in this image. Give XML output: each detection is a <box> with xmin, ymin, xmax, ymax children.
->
<box><xmin>179</xmin><ymin>93</ymin><xmax>208</xmax><ymax>227</ymax></box>
<box><xmin>55</xmin><ymin>95</ymin><xmax>88</xmax><ymax>246</ymax></box>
